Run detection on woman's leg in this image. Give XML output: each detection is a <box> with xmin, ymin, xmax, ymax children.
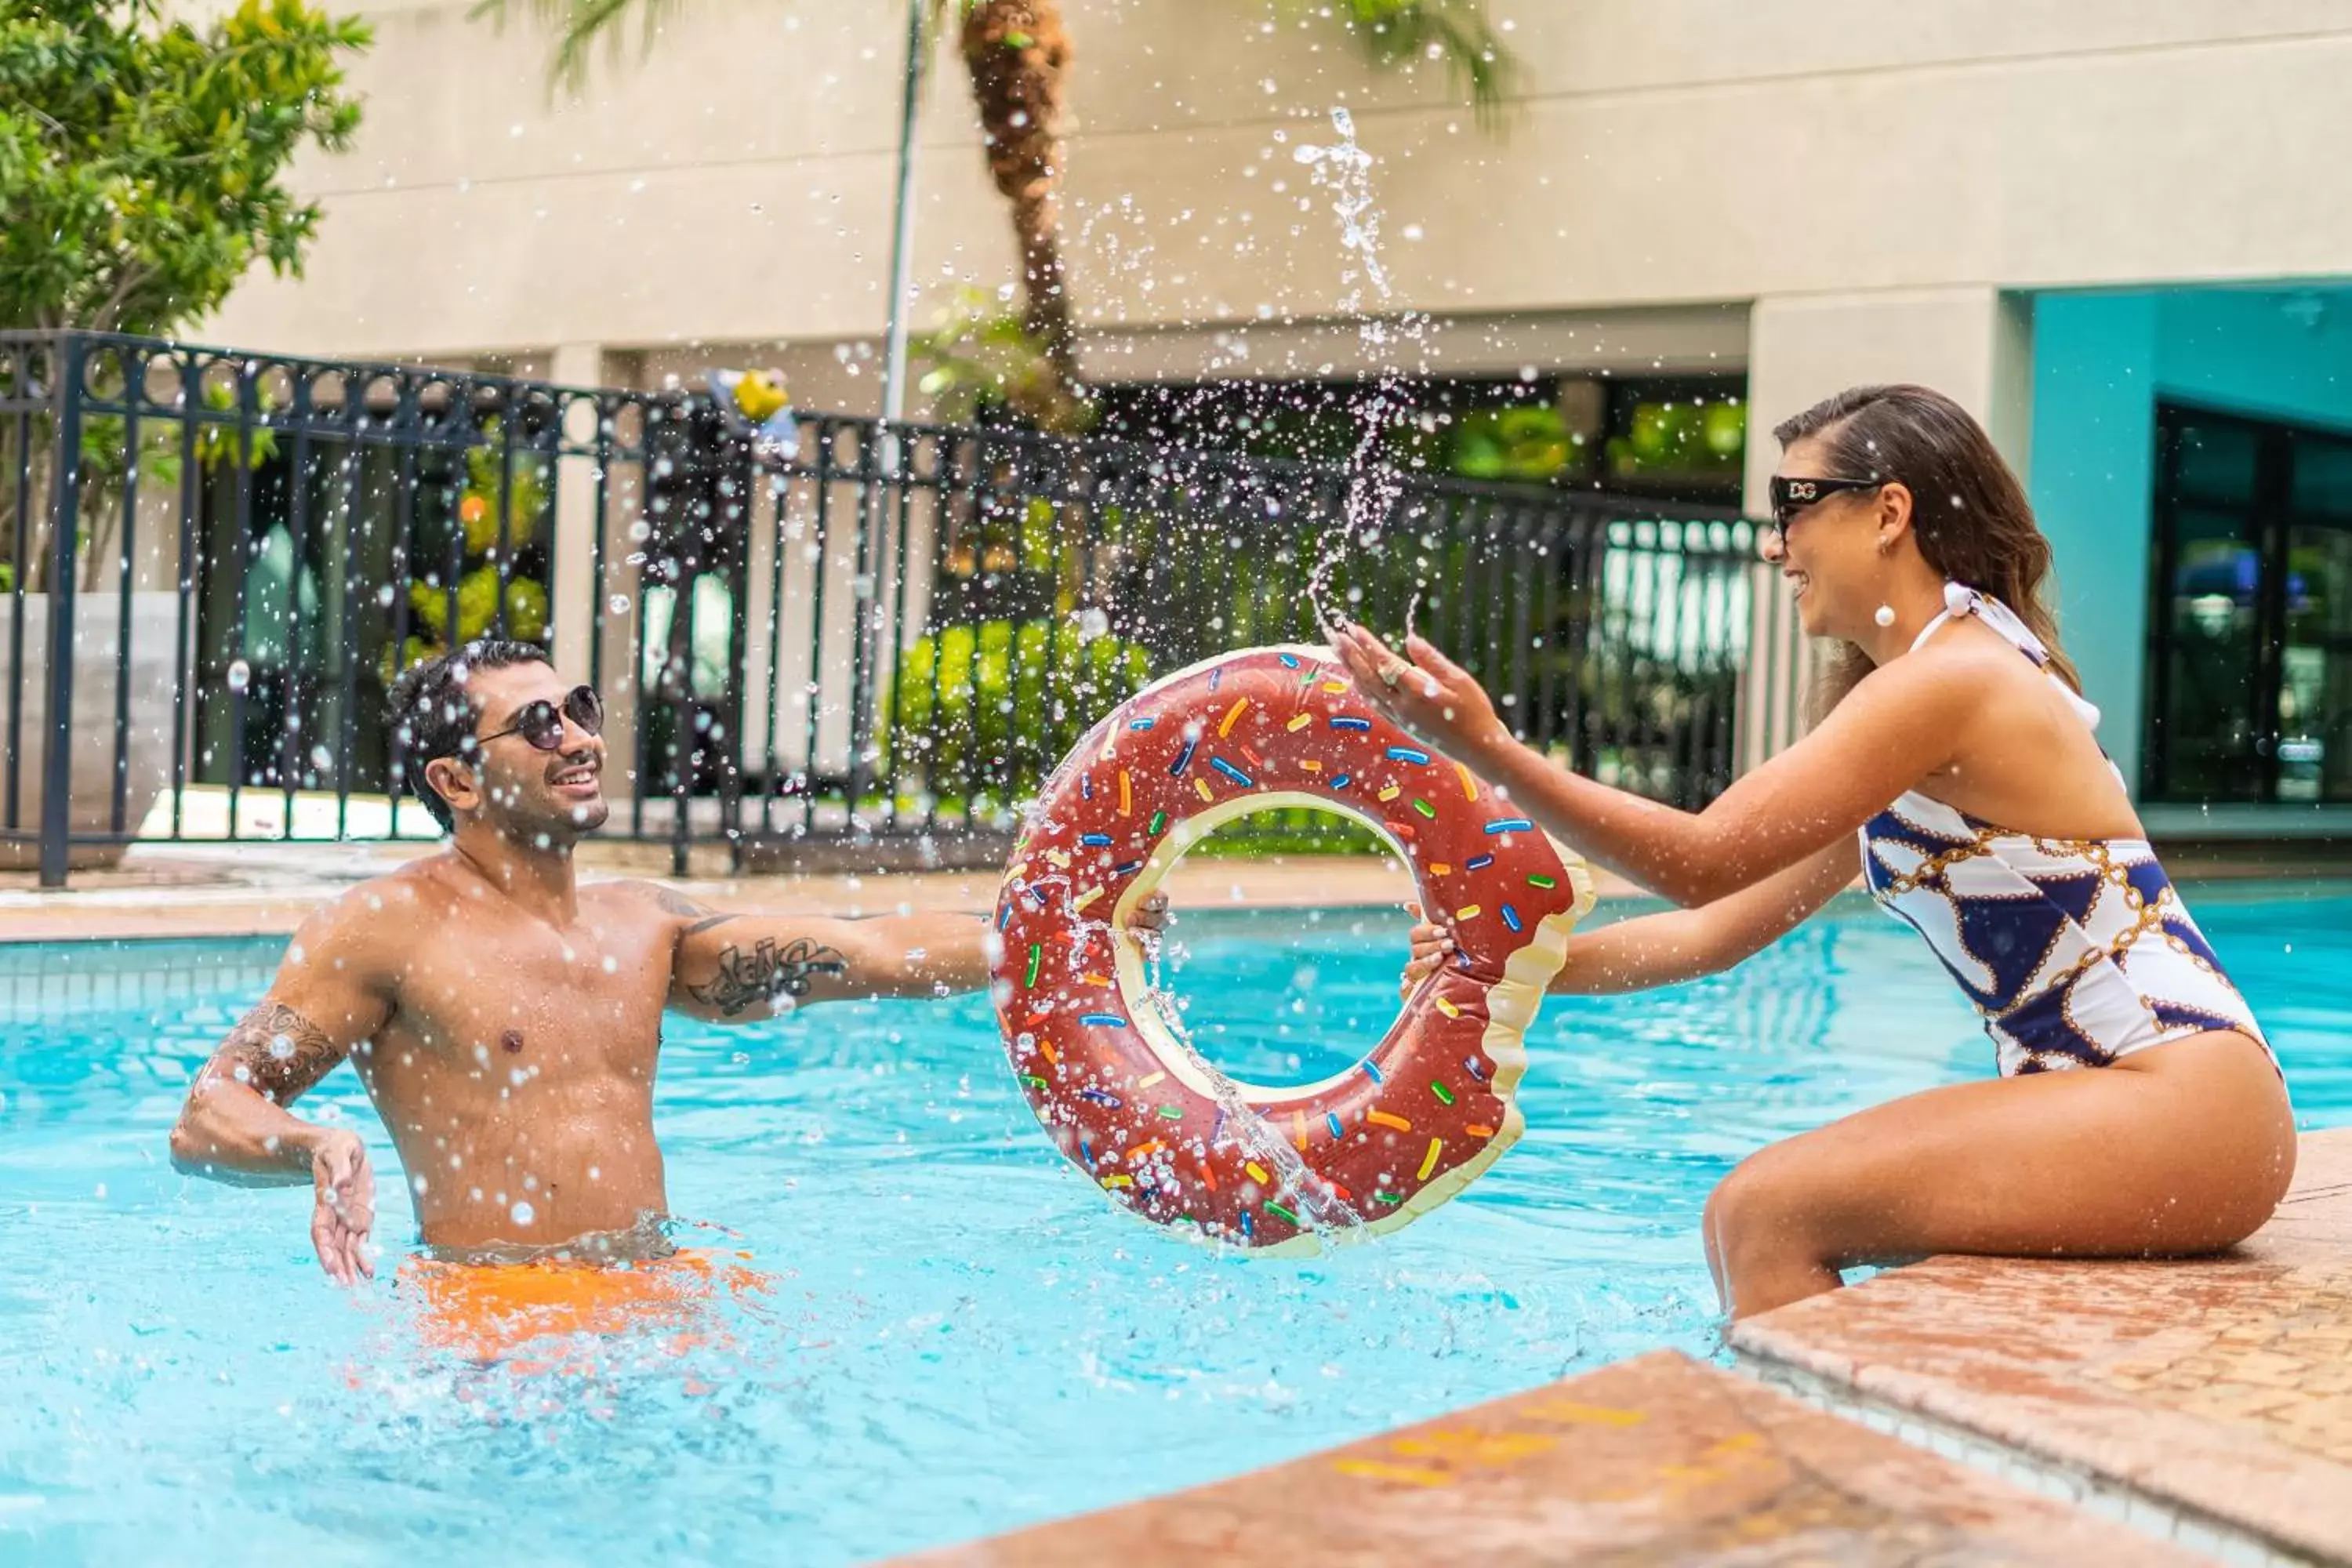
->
<box><xmin>1702</xmin><ymin>1031</ymin><xmax>2296</xmax><ymax>1319</ymax></box>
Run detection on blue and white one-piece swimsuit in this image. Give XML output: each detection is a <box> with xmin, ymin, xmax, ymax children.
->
<box><xmin>1859</xmin><ymin>583</ymin><xmax>2273</xmax><ymax>1078</ymax></box>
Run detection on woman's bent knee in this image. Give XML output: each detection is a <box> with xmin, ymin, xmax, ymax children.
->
<box><xmin>1706</xmin><ymin>1152</ymin><xmax>1826</xmax><ymax>1272</ymax></box>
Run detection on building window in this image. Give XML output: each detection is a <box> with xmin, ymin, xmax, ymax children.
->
<box><xmin>1091</xmin><ymin>374</ymin><xmax>1746</xmax><ymax>505</ymax></box>
<box><xmin>2147</xmin><ymin>404</ymin><xmax>2352</xmax><ymax>803</ymax></box>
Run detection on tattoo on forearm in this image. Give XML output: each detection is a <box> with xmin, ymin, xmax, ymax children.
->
<box><xmin>687</xmin><ymin>937</ymin><xmax>849</xmax><ymax>1016</ymax></box>
<box><xmin>650</xmin><ymin>883</ymin><xmax>740</xmax><ymax>937</ymax></box>
<box><xmin>201</xmin><ymin>1001</ymin><xmax>343</xmax><ymax>1105</ymax></box>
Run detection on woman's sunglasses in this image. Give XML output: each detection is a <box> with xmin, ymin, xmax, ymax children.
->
<box><xmin>477</xmin><ymin>685</ymin><xmax>604</xmax><ymax>752</ymax></box>
<box><xmin>1767</xmin><ymin>475</ymin><xmax>1883</xmax><ymax>539</ymax></box>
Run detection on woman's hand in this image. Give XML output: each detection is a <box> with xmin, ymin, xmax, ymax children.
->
<box><xmin>1398</xmin><ymin>901</ymin><xmax>1457</xmax><ymax>1000</ymax></box>
<box><xmin>1328</xmin><ymin>621</ymin><xmax>1512</xmax><ymax>766</ymax></box>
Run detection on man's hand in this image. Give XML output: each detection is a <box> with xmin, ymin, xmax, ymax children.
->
<box><xmin>1399</xmin><ymin>901</ymin><xmax>1456</xmax><ymax>1000</ymax></box>
<box><xmin>308</xmin><ymin>1130</ymin><xmax>376</xmax><ymax>1285</ymax></box>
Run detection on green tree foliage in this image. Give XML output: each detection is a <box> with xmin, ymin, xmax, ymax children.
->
<box><xmin>0</xmin><ymin>0</ymin><xmax>372</xmax><ymax>335</ymax></box>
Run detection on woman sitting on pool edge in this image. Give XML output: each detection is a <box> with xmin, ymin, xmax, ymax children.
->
<box><xmin>1336</xmin><ymin>383</ymin><xmax>2292</xmax><ymax>1322</ymax></box>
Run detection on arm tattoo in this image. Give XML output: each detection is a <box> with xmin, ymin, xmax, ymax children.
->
<box><xmin>648</xmin><ymin>882</ymin><xmax>740</xmax><ymax>937</ymax></box>
<box><xmin>687</xmin><ymin>937</ymin><xmax>849</xmax><ymax>1017</ymax></box>
<box><xmin>200</xmin><ymin>1000</ymin><xmax>344</xmax><ymax>1105</ymax></box>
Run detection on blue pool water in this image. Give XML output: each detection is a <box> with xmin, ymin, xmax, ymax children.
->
<box><xmin>2</xmin><ymin>884</ymin><xmax>2349</xmax><ymax>1565</ymax></box>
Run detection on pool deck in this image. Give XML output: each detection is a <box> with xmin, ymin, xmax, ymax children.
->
<box><xmin>2</xmin><ymin>837</ymin><xmax>2324</xmax><ymax>946</ymax></box>
<box><xmin>902</xmin><ymin>1130</ymin><xmax>2352</xmax><ymax>1566</ymax></box>
<box><xmin>0</xmin><ymin>842</ymin><xmax>1639</xmax><ymax>942</ymax></box>
<box><xmin>1732</xmin><ymin>1126</ymin><xmax>2352</xmax><ymax>1566</ymax></box>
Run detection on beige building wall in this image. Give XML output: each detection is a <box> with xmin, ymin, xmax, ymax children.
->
<box><xmin>212</xmin><ymin>0</ymin><xmax>2352</xmax><ymax>389</ymax></box>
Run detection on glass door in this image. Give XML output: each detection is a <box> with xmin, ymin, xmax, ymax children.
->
<box><xmin>2148</xmin><ymin>406</ymin><xmax>2352</xmax><ymax>803</ymax></box>
<box><xmin>2281</xmin><ymin>433</ymin><xmax>2352</xmax><ymax>800</ymax></box>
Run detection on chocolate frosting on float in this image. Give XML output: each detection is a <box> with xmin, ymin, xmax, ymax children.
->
<box><xmin>995</xmin><ymin>643</ymin><xmax>1598</xmax><ymax>1254</ymax></box>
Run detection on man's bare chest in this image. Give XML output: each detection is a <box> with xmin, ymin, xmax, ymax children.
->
<box><xmin>377</xmin><ymin>913</ymin><xmax>673</xmax><ymax>1079</ymax></box>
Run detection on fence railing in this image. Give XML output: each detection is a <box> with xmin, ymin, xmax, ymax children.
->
<box><xmin>1</xmin><ymin>330</ymin><xmax>1766</xmax><ymax>885</ymax></box>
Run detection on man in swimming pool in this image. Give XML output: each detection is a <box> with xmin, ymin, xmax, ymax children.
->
<box><xmin>168</xmin><ymin>639</ymin><xmax>1154</xmax><ymax>1284</ymax></box>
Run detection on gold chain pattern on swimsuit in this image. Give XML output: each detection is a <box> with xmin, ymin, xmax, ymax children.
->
<box><xmin>1876</xmin><ymin>830</ymin><xmax>2173</xmax><ymax>1022</ymax></box>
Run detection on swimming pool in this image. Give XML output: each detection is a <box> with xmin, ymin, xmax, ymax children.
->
<box><xmin>3</xmin><ymin>885</ymin><xmax>2348</xmax><ymax>1565</ymax></box>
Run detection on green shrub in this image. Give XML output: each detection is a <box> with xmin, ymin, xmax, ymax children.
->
<box><xmin>886</xmin><ymin>616</ymin><xmax>1153</xmax><ymax>811</ymax></box>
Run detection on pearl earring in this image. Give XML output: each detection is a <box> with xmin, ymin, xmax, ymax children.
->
<box><xmin>1875</xmin><ymin>604</ymin><xmax>1896</xmax><ymax>628</ymax></box>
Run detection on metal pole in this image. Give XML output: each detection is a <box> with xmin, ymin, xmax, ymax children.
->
<box><xmin>878</xmin><ymin>0</ymin><xmax>926</xmax><ymax>426</ymax></box>
<box><xmin>870</xmin><ymin>0</ymin><xmax>927</xmax><ymax>852</ymax></box>
<box><xmin>38</xmin><ymin>336</ymin><xmax>86</xmax><ymax>887</ymax></box>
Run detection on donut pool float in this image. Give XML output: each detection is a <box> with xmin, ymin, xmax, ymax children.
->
<box><xmin>992</xmin><ymin>643</ymin><xmax>1597</xmax><ymax>1253</ymax></box>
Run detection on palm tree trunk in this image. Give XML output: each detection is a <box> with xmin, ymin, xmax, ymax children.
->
<box><xmin>958</xmin><ymin>0</ymin><xmax>1085</xmax><ymax>433</ymax></box>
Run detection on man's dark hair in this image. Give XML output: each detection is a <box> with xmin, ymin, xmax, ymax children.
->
<box><xmin>386</xmin><ymin>639</ymin><xmax>551</xmax><ymax>831</ymax></box>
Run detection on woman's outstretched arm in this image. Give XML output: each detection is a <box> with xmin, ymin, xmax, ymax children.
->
<box><xmin>1402</xmin><ymin>841</ymin><xmax>1858</xmax><ymax>996</ymax></box>
<box><xmin>1331</xmin><ymin>622</ymin><xmax>1968</xmax><ymax>907</ymax></box>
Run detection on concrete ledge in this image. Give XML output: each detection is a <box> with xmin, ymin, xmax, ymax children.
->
<box><xmin>890</xmin><ymin>1349</ymin><xmax>2194</xmax><ymax>1566</ymax></box>
<box><xmin>0</xmin><ymin>848</ymin><xmax>1621</xmax><ymax>944</ymax></box>
<box><xmin>1731</xmin><ymin>1129</ymin><xmax>2352</xmax><ymax>1566</ymax></box>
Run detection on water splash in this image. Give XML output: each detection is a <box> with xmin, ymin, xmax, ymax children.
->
<box><xmin>1292</xmin><ymin>107</ymin><xmax>1428</xmax><ymax>643</ymax></box>
<box><xmin>1136</xmin><ymin>924</ymin><xmax>1366</xmax><ymax>1243</ymax></box>
<box><xmin>1291</xmin><ymin>107</ymin><xmax>1387</xmax><ymax>305</ymax></box>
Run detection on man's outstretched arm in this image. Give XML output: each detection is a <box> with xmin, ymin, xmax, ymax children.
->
<box><xmin>170</xmin><ymin>895</ymin><xmax>394</xmax><ymax>1283</ymax></box>
<box><xmin>662</xmin><ymin>896</ymin><xmax>993</xmax><ymax>1022</ymax></box>
<box><xmin>652</xmin><ymin>886</ymin><xmax>1170</xmax><ymax>1023</ymax></box>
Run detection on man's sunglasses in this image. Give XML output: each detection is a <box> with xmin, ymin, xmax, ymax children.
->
<box><xmin>477</xmin><ymin>685</ymin><xmax>604</xmax><ymax>752</ymax></box>
<box><xmin>1767</xmin><ymin>475</ymin><xmax>1883</xmax><ymax>537</ymax></box>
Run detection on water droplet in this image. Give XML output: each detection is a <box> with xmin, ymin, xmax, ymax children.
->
<box><xmin>608</xmin><ymin>593</ymin><xmax>631</xmax><ymax>614</ymax></box>
<box><xmin>224</xmin><ymin>660</ymin><xmax>251</xmax><ymax>693</ymax></box>
<box><xmin>510</xmin><ymin>1200</ymin><xmax>535</xmax><ymax>1225</ymax></box>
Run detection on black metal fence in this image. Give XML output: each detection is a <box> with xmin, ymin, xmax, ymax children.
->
<box><xmin>1</xmin><ymin>330</ymin><xmax>1762</xmax><ymax>884</ymax></box>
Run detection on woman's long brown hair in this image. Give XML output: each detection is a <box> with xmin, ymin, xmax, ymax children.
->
<box><xmin>1774</xmin><ymin>384</ymin><xmax>2080</xmax><ymax>724</ymax></box>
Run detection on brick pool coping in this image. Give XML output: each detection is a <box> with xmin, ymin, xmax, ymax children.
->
<box><xmin>892</xmin><ymin>1348</ymin><xmax>2199</xmax><ymax>1566</ymax></box>
<box><xmin>897</xmin><ymin>1132</ymin><xmax>2352</xmax><ymax>1566</ymax></box>
<box><xmin>1732</xmin><ymin>1127</ymin><xmax>2352</xmax><ymax>1565</ymax></box>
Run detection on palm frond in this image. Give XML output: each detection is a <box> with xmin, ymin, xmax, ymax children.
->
<box><xmin>1312</xmin><ymin>0</ymin><xmax>1519</xmax><ymax>131</ymax></box>
<box><xmin>466</xmin><ymin>0</ymin><xmax>679</xmax><ymax>95</ymax></box>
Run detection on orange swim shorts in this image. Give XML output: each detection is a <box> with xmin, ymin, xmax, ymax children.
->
<box><xmin>398</xmin><ymin>1248</ymin><xmax>770</xmax><ymax>1367</ymax></box>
